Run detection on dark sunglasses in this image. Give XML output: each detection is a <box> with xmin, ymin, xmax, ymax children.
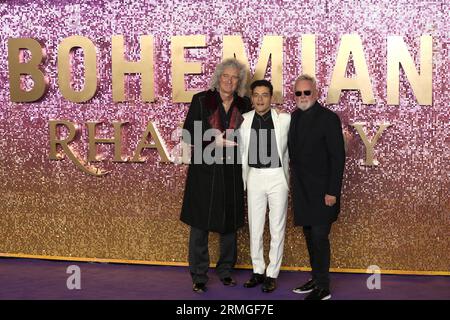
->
<box><xmin>295</xmin><ymin>90</ymin><xmax>312</xmax><ymax>97</ymax></box>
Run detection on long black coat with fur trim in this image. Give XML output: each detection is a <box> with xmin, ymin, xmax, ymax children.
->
<box><xmin>180</xmin><ymin>90</ymin><xmax>251</xmax><ymax>233</ymax></box>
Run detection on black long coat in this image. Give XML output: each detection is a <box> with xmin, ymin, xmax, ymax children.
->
<box><xmin>180</xmin><ymin>90</ymin><xmax>251</xmax><ymax>233</ymax></box>
<box><xmin>288</xmin><ymin>102</ymin><xmax>346</xmax><ymax>226</ymax></box>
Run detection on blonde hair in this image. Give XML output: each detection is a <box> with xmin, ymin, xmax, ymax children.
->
<box><xmin>209</xmin><ymin>58</ymin><xmax>248</xmax><ymax>97</ymax></box>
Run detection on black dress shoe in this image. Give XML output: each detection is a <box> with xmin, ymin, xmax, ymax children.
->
<box><xmin>193</xmin><ymin>282</ymin><xmax>207</xmax><ymax>293</ymax></box>
<box><xmin>262</xmin><ymin>277</ymin><xmax>277</xmax><ymax>293</ymax></box>
<box><xmin>220</xmin><ymin>277</ymin><xmax>236</xmax><ymax>286</ymax></box>
<box><xmin>292</xmin><ymin>279</ymin><xmax>316</xmax><ymax>294</ymax></box>
<box><xmin>304</xmin><ymin>288</ymin><xmax>331</xmax><ymax>300</ymax></box>
<box><xmin>243</xmin><ymin>273</ymin><xmax>265</xmax><ymax>288</ymax></box>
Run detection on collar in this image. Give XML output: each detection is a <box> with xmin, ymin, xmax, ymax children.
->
<box><xmin>206</xmin><ymin>89</ymin><xmax>241</xmax><ymax>112</ymax></box>
<box><xmin>254</xmin><ymin>109</ymin><xmax>272</xmax><ymax>121</ymax></box>
<box><xmin>299</xmin><ymin>101</ymin><xmax>320</xmax><ymax>115</ymax></box>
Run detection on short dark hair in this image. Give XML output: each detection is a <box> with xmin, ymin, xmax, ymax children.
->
<box><xmin>250</xmin><ymin>79</ymin><xmax>273</xmax><ymax>96</ymax></box>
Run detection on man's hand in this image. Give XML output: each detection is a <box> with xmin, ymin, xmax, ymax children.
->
<box><xmin>215</xmin><ymin>131</ymin><xmax>238</xmax><ymax>147</ymax></box>
<box><xmin>324</xmin><ymin>194</ymin><xmax>336</xmax><ymax>206</ymax></box>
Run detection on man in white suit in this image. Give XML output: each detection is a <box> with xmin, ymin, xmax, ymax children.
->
<box><xmin>239</xmin><ymin>80</ymin><xmax>290</xmax><ymax>292</ymax></box>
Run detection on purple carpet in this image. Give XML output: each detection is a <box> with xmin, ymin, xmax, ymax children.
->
<box><xmin>0</xmin><ymin>258</ymin><xmax>448</xmax><ymax>300</ymax></box>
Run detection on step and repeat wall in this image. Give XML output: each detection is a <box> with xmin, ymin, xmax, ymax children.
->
<box><xmin>0</xmin><ymin>0</ymin><xmax>448</xmax><ymax>273</ymax></box>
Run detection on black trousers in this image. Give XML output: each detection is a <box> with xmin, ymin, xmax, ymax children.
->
<box><xmin>303</xmin><ymin>224</ymin><xmax>332</xmax><ymax>290</ymax></box>
<box><xmin>188</xmin><ymin>226</ymin><xmax>237</xmax><ymax>284</ymax></box>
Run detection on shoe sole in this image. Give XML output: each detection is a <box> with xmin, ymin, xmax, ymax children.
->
<box><xmin>321</xmin><ymin>294</ymin><xmax>331</xmax><ymax>300</ymax></box>
<box><xmin>193</xmin><ymin>289</ymin><xmax>207</xmax><ymax>293</ymax></box>
<box><xmin>292</xmin><ymin>288</ymin><xmax>314</xmax><ymax>294</ymax></box>
<box><xmin>193</xmin><ymin>284</ymin><xmax>207</xmax><ymax>293</ymax></box>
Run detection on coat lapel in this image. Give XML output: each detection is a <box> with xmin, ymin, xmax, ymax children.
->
<box><xmin>205</xmin><ymin>89</ymin><xmax>246</xmax><ymax>131</ymax></box>
<box><xmin>204</xmin><ymin>90</ymin><xmax>223</xmax><ymax>131</ymax></box>
<box><xmin>288</xmin><ymin>109</ymin><xmax>299</xmax><ymax>155</ymax></box>
<box><xmin>242</xmin><ymin>110</ymin><xmax>255</xmax><ymax>165</ymax></box>
<box><xmin>271</xmin><ymin>109</ymin><xmax>283</xmax><ymax>162</ymax></box>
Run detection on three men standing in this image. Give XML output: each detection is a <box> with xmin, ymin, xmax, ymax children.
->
<box><xmin>180</xmin><ymin>68</ymin><xmax>345</xmax><ymax>300</ymax></box>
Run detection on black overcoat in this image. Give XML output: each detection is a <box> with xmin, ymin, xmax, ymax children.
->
<box><xmin>288</xmin><ymin>102</ymin><xmax>346</xmax><ymax>226</ymax></box>
<box><xmin>180</xmin><ymin>89</ymin><xmax>251</xmax><ymax>233</ymax></box>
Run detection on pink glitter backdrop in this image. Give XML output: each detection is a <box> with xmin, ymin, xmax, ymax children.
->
<box><xmin>0</xmin><ymin>0</ymin><xmax>448</xmax><ymax>273</ymax></box>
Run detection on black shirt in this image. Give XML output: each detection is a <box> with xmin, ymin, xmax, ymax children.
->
<box><xmin>248</xmin><ymin>110</ymin><xmax>281</xmax><ymax>168</ymax></box>
<box><xmin>217</xmin><ymin>93</ymin><xmax>235</xmax><ymax>129</ymax></box>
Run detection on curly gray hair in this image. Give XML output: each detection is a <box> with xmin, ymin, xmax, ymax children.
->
<box><xmin>209</xmin><ymin>58</ymin><xmax>248</xmax><ymax>97</ymax></box>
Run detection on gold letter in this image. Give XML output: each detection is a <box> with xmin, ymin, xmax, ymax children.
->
<box><xmin>223</xmin><ymin>35</ymin><xmax>283</xmax><ymax>103</ymax></box>
<box><xmin>49</xmin><ymin>120</ymin><xmax>78</xmax><ymax>160</ymax></box>
<box><xmin>87</xmin><ymin>121</ymin><xmax>128</xmax><ymax>162</ymax></box>
<box><xmin>301</xmin><ymin>34</ymin><xmax>316</xmax><ymax>77</ymax></box>
<box><xmin>171</xmin><ymin>35</ymin><xmax>206</xmax><ymax>103</ymax></box>
<box><xmin>8</xmin><ymin>38</ymin><xmax>49</xmax><ymax>102</ymax></box>
<box><xmin>58</xmin><ymin>35</ymin><xmax>97</xmax><ymax>102</ymax></box>
<box><xmin>168</xmin><ymin>122</ymin><xmax>191</xmax><ymax>164</ymax></box>
<box><xmin>112</xmin><ymin>35</ymin><xmax>154</xmax><ymax>102</ymax></box>
<box><xmin>49</xmin><ymin>120</ymin><xmax>108</xmax><ymax>176</ymax></box>
<box><xmin>387</xmin><ymin>35</ymin><xmax>432</xmax><ymax>105</ymax></box>
<box><xmin>327</xmin><ymin>34</ymin><xmax>375</xmax><ymax>104</ymax></box>
<box><xmin>351</xmin><ymin>122</ymin><xmax>391</xmax><ymax>166</ymax></box>
<box><xmin>132</xmin><ymin>121</ymin><xmax>171</xmax><ymax>162</ymax></box>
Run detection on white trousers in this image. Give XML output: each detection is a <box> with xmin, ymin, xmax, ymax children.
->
<box><xmin>247</xmin><ymin>167</ymin><xmax>288</xmax><ymax>278</ymax></box>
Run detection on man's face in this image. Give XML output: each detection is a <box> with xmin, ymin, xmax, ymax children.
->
<box><xmin>294</xmin><ymin>80</ymin><xmax>318</xmax><ymax>111</ymax></box>
<box><xmin>251</xmin><ymin>85</ymin><xmax>272</xmax><ymax>115</ymax></box>
<box><xmin>219</xmin><ymin>67</ymin><xmax>240</xmax><ymax>95</ymax></box>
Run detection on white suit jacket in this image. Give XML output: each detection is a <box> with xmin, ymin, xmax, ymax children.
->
<box><xmin>239</xmin><ymin>108</ymin><xmax>291</xmax><ymax>190</ymax></box>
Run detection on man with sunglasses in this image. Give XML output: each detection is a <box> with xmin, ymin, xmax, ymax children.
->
<box><xmin>288</xmin><ymin>74</ymin><xmax>346</xmax><ymax>300</ymax></box>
